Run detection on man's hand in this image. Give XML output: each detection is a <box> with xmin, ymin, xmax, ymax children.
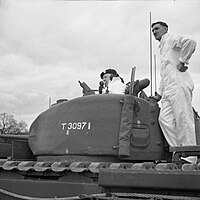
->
<box><xmin>149</xmin><ymin>94</ymin><xmax>162</xmax><ymax>102</ymax></box>
<box><xmin>177</xmin><ymin>62</ymin><xmax>188</xmax><ymax>72</ymax></box>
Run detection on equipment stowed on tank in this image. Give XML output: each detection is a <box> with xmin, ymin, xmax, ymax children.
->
<box><xmin>0</xmin><ymin>68</ymin><xmax>200</xmax><ymax>200</ymax></box>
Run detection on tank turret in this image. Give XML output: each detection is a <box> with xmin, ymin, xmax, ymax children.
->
<box><xmin>29</xmin><ymin>94</ymin><xmax>168</xmax><ymax>162</ymax></box>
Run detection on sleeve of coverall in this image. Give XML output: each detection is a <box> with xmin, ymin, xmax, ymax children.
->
<box><xmin>172</xmin><ymin>35</ymin><xmax>197</xmax><ymax>65</ymax></box>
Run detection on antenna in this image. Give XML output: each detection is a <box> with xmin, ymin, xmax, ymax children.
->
<box><xmin>149</xmin><ymin>12</ymin><xmax>153</xmax><ymax>96</ymax></box>
<box><xmin>154</xmin><ymin>54</ymin><xmax>157</xmax><ymax>95</ymax></box>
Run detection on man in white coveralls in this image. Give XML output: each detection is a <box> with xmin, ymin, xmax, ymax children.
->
<box><xmin>151</xmin><ymin>21</ymin><xmax>197</xmax><ymax>164</ymax></box>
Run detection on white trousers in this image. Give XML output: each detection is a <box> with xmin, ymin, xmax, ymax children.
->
<box><xmin>159</xmin><ymin>86</ymin><xmax>197</xmax><ymax>164</ymax></box>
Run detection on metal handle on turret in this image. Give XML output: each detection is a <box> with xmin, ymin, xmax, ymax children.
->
<box><xmin>129</xmin><ymin>67</ymin><xmax>136</xmax><ymax>95</ymax></box>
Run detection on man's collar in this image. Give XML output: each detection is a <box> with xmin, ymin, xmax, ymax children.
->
<box><xmin>159</xmin><ymin>33</ymin><xmax>169</xmax><ymax>48</ymax></box>
<box><xmin>110</xmin><ymin>76</ymin><xmax>120</xmax><ymax>83</ymax></box>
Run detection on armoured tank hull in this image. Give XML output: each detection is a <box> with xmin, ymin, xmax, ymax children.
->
<box><xmin>0</xmin><ymin>93</ymin><xmax>200</xmax><ymax>199</ymax></box>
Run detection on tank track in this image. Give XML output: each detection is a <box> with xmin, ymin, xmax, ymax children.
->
<box><xmin>0</xmin><ymin>160</ymin><xmax>199</xmax><ymax>173</ymax></box>
<box><xmin>1</xmin><ymin>160</ymin><xmax>200</xmax><ymax>199</ymax></box>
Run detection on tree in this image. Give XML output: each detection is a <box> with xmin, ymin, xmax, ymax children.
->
<box><xmin>0</xmin><ymin>113</ymin><xmax>28</xmax><ymax>135</ymax></box>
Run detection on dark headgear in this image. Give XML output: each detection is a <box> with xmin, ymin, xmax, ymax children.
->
<box><xmin>100</xmin><ymin>68</ymin><xmax>118</xmax><ymax>79</ymax></box>
<box><xmin>151</xmin><ymin>21</ymin><xmax>168</xmax><ymax>29</ymax></box>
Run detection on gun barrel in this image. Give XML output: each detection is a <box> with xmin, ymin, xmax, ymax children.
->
<box><xmin>0</xmin><ymin>134</ymin><xmax>28</xmax><ymax>141</ymax></box>
<box><xmin>78</xmin><ymin>81</ymin><xmax>91</xmax><ymax>91</ymax></box>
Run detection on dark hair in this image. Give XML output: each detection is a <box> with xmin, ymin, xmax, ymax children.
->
<box><xmin>151</xmin><ymin>21</ymin><xmax>168</xmax><ymax>29</ymax></box>
<box><xmin>100</xmin><ymin>68</ymin><xmax>118</xmax><ymax>79</ymax></box>
<box><xmin>100</xmin><ymin>68</ymin><xmax>124</xmax><ymax>83</ymax></box>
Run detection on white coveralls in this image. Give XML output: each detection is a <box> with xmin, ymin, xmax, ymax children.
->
<box><xmin>158</xmin><ymin>33</ymin><xmax>197</xmax><ymax>163</ymax></box>
<box><xmin>104</xmin><ymin>77</ymin><xmax>126</xmax><ymax>94</ymax></box>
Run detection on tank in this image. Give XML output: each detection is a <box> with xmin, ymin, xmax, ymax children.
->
<box><xmin>0</xmin><ymin>79</ymin><xmax>200</xmax><ymax>200</ymax></box>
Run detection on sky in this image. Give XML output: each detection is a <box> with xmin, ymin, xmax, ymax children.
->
<box><xmin>0</xmin><ymin>0</ymin><xmax>200</xmax><ymax>127</ymax></box>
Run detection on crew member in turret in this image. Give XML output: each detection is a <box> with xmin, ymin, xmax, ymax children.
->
<box><xmin>151</xmin><ymin>21</ymin><xmax>197</xmax><ymax>164</ymax></box>
<box><xmin>100</xmin><ymin>68</ymin><xmax>126</xmax><ymax>94</ymax></box>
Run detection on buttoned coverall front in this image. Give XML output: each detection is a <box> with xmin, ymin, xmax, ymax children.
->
<box><xmin>158</xmin><ymin>33</ymin><xmax>197</xmax><ymax>163</ymax></box>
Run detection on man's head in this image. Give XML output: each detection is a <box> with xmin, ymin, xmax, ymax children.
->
<box><xmin>100</xmin><ymin>69</ymin><xmax>118</xmax><ymax>87</ymax></box>
<box><xmin>152</xmin><ymin>21</ymin><xmax>168</xmax><ymax>41</ymax></box>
